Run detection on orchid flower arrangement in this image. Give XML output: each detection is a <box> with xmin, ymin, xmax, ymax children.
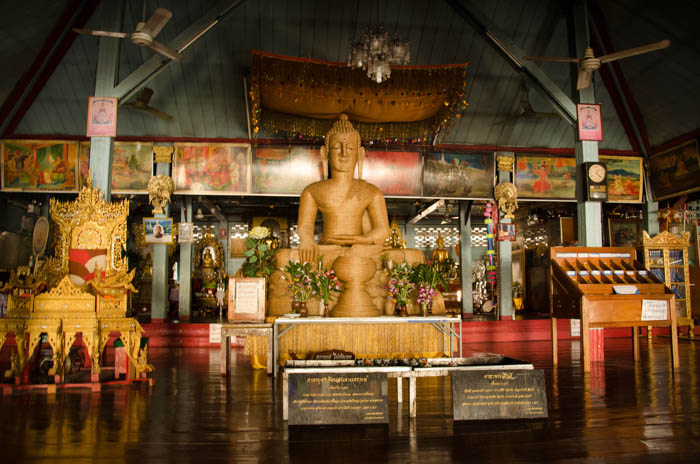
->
<box><xmin>283</xmin><ymin>261</ymin><xmax>313</xmax><ymax>302</ymax></box>
<box><xmin>311</xmin><ymin>267</ymin><xmax>341</xmax><ymax>305</ymax></box>
<box><xmin>385</xmin><ymin>261</ymin><xmax>414</xmax><ymax>305</ymax></box>
<box><xmin>411</xmin><ymin>259</ymin><xmax>448</xmax><ymax>306</ymax></box>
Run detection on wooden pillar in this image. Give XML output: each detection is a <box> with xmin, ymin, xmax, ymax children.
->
<box><xmin>179</xmin><ymin>196</ymin><xmax>193</xmax><ymax>321</ymax></box>
<box><xmin>89</xmin><ymin>0</ymin><xmax>123</xmax><ymax>200</ymax></box>
<box><xmin>459</xmin><ymin>200</ymin><xmax>473</xmax><ymax>317</ymax></box>
<box><xmin>151</xmin><ymin>160</ymin><xmax>171</xmax><ymax>321</ymax></box>
<box><xmin>497</xmin><ymin>169</ymin><xmax>513</xmax><ymax>319</ymax></box>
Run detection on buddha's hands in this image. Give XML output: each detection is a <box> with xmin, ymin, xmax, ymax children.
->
<box><xmin>299</xmin><ymin>242</ymin><xmax>319</xmax><ymax>264</ymax></box>
<box><xmin>325</xmin><ymin>234</ymin><xmax>372</xmax><ymax>245</ymax></box>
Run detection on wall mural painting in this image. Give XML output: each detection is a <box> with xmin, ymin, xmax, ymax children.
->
<box><xmin>111</xmin><ymin>142</ymin><xmax>153</xmax><ymax>193</ymax></box>
<box><xmin>648</xmin><ymin>139</ymin><xmax>700</xmax><ymax>201</ymax></box>
<box><xmin>2</xmin><ymin>140</ymin><xmax>78</xmax><ymax>191</ymax></box>
<box><xmin>600</xmin><ymin>155</ymin><xmax>643</xmax><ymax>203</ymax></box>
<box><xmin>173</xmin><ymin>143</ymin><xmax>250</xmax><ymax>194</ymax></box>
<box><xmin>515</xmin><ymin>155</ymin><xmax>577</xmax><ymax>200</ymax></box>
<box><xmin>252</xmin><ymin>146</ymin><xmax>322</xmax><ymax>194</ymax></box>
<box><xmin>423</xmin><ymin>152</ymin><xmax>494</xmax><ymax>198</ymax></box>
<box><xmin>363</xmin><ymin>150</ymin><xmax>422</xmax><ymax>196</ymax></box>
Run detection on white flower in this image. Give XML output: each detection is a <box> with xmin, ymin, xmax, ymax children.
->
<box><xmin>249</xmin><ymin>226</ymin><xmax>270</xmax><ymax>240</ymax></box>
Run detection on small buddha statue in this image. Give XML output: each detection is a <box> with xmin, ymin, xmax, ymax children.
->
<box><xmin>202</xmin><ymin>248</ymin><xmax>214</xmax><ymax>268</ymax></box>
<box><xmin>432</xmin><ymin>232</ymin><xmax>450</xmax><ymax>263</ymax></box>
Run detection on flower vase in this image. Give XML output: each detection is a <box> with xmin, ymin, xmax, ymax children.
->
<box><xmin>299</xmin><ymin>301</ymin><xmax>308</xmax><ymax>318</ymax></box>
<box><xmin>427</xmin><ymin>300</ymin><xmax>433</xmax><ymax>316</ymax></box>
<box><xmin>397</xmin><ymin>302</ymin><xmax>408</xmax><ymax>317</ymax></box>
<box><xmin>420</xmin><ymin>303</ymin><xmax>428</xmax><ymax>317</ymax></box>
<box><xmin>322</xmin><ymin>302</ymin><xmax>330</xmax><ymax>318</ymax></box>
<box><xmin>292</xmin><ymin>300</ymin><xmax>300</xmax><ymax>315</ymax></box>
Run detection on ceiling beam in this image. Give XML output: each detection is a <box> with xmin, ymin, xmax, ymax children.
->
<box><xmin>112</xmin><ymin>0</ymin><xmax>247</xmax><ymax>104</ymax></box>
<box><xmin>0</xmin><ymin>0</ymin><xmax>102</xmax><ymax>136</ymax></box>
<box><xmin>408</xmin><ymin>199</ymin><xmax>445</xmax><ymax>225</ymax></box>
<box><xmin>444</xmin><ymin>0</ymin><xmax>577</xmax><ymax>126</ymax></box>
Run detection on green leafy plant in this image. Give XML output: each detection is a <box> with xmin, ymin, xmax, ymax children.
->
<box><xmin>242</xmin><ymin>226</ymin><xmax>276</xmax><ymax>278</ymax></box>
<box><xmin>410</xmin><ymin>260</ymin><xmax>449</xmax><ymax>306</ymax></box>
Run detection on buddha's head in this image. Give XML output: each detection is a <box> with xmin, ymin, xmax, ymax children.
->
<box><xmin>321</xmin><ymin>114</ymin><xmax>365</xmax><ymax>179</ymax></box>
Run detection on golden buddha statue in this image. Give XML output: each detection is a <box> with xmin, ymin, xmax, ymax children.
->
<box><xmin>298</xmin><ymin>114</ymin><xmax>391</xmax><ymax>264</ymax></box>
<box><xmin>432</xmin><ymin>231</ymin><xmax>450</xmax><ymax>263</ymax></box>
<box><xmin>269</xmin><ymin>114</ymin><xmax>438</xmax><ymax>317</ymax></box>
<box><xmin>202</xmin><ymin>248</ymin><xmax>214</xmax><ymax>268</ymax></box>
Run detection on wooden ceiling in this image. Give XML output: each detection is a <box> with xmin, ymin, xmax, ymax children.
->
<box><xmin>1</xmin><ymin>0</ymin><xmax>699</xmax><ymax>154</ymax></box>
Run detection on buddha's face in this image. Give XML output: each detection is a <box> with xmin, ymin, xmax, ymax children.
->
<box><xmin>328</xmin><ymin>132</ymin><xmax>359</xmax><ymax>173</ymax></box>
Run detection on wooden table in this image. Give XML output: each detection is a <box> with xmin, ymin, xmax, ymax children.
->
<box><xmin>273</xmin><ymin>316</ymin><xmax>463</xmax><ymax>377</ymax></box>
<box><xmin>220</xmin><ymin>323</ymin><xmax>274</xmax><ymax>376</ymax></box>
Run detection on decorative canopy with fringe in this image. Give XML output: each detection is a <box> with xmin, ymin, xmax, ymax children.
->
<box><xmin>249</xmin><ymin>51</ymin><xmax>468</xmax><ymax>144</ymax></box>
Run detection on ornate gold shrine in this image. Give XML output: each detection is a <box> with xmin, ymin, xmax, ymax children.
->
<box><xmin>194</xmin><ymin>230</ymin><xmax>225</xmax><ymax>315</ymax></box>
<box><xmin>0</xmin><ymin>179</ymin><xmax>151</xmax><ymax>384</ymax></box>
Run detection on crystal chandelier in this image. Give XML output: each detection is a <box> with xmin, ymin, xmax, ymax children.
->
<box><xmin>347</xmin><ymin>26</ymin><xmax>410</xmax><ymax>83</ymax></box>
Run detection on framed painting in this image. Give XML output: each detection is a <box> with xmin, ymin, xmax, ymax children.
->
<box><xmin>607</xmin><ymin>218</ymin><xmax>642</xmax><ymax>247</ymax></box>
<box><xmin>252</xmin><ymin>146</ymin><xmax>322</xmax><ymax>195</ymax></box>
<box><xmin>227</xmin><ymin>277</ymin><xmax>266</xmax><ymax>322</ymax></box>
<box><xmin>78</xmin><ymin>142</ymin><xmax>91</xmax><ymax>188</ymax></box>
<box><xmin>600</xmin><ymin>155</ymin><xmax>643</xmax><ymax>203</ymax></box>
<box><xmin>423</xmin><ymin>152</ymin><xmax>494</xmax><ymax>199</ymax></box>
<box><xmin>86</xmin><ymin>96</ymin><xmax>117</xmax><ymax>137</ymax></box>
<box><xmin>648</xmin><ymin>139</ymin><xmax>700</xmax><ymax>201</ymax></box>
<box><xmin>363</xmin><ymin>150</ymin><xmax>422</xmax><ymax>196</ymax></box>
<box><xmin>2</xmin><ymin>140</ymin><xmax>78</xmax><ymax>192</ymax></box>
<box><xmin>173</xmin><ymin>143</ymin><xmax>250</xmax><ymax>194</ymax></box>
<box><xmin>515</xmin><ymin>155</ymin><xmax>577</xmax><ymax>200</ymax></box>
<box><xmin>577</xmin><ymin>103</ymin><xmax>603</xmax><ymax>141</ymax></box>
<box><xmin>144</xmin><ymin>217</ymin><xmax>174</xmax><ymax>244</ymax></box>
<box><xmin>111</xmin><ymin>142</ymin><xmax>153</xmax><ymax>193</ymax></box>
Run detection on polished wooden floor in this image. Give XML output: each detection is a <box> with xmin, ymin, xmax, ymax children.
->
<box><xmin>2</xmin><ymin>337</ymin><xmax>700</xmax><ymax>463</ymax></box>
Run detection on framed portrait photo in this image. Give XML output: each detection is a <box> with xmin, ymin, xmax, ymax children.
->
<box><xmin>178</xmin><ymin>222</ymin><xmax>193</xmax><ymax>243</ymax></box>
<box><xmin>577</xmin><ymin>103</ymin><xmax>603</xmax><ymax>141</ymax></box>
<box><xmin>144</xmin><ymin>217</ymin><xmax>174</xmax><ymax>244</ymax></box>
<box><xmin>86</xmin><ymin>97</ymin><xmax>117</xmax><ymax>137</ymax></box>
<box><xmin>497</xmin><ymin>223</ymin><xmax>516</xmax><ymax>241</ymax></box>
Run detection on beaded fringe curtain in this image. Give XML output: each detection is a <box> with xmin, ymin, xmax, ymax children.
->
<box><xmin>245</xmin><ymin>324</ymin><xmax>445</xmax><ymax>368</ymax></box>
<box><xmin>249</xmin><ymin>51</ymin><xmax>468</xmax><ymax>144</ymax></box>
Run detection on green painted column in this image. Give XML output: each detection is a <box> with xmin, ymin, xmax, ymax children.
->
<box><xmin>497</xmin><ymin>170</ymin><xmax>513</xmax><ymax>319</ymax></box>
<box><xmin>570</xmin><ymin>0</ymin><xmax>603</xmax><ymax>247</ymax></box>
<box><xmin>151</xmin><ymin>160</ymin><xmax>171</xmax><ymax>321</ymax></box>
<box><xmin>459</xmin><ymin>200</ymin><xmax>473</xmax><ymax>317</ymax></box>
<box><xmin>89</xmin><ymin>1</ymin><xmax>123</xmax><ymax>200</ymax></box>
<box><xmin>178</xmin><ymin>196</ymin><xmax>193</xmax><ymax>320</ymax></box>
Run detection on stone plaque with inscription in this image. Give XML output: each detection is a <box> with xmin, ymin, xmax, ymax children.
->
<box><xmin>451</xmin><ymin>369</ymin><xmax>548</xmax><ymax>420</ymax></box>
<box><xmin>288</xmin><ymin>372</ymin><xmax>388</xmax><ymax>425</ymax></box>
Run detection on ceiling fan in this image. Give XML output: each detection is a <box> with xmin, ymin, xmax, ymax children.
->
<box><xmin>122</xmin><ymin>88</ymin><xmax>173</xmax><ymax>120</ymax></box>
<box><xmin>495</xmin><ymin>80</ymin><xmax>560</xmax><ymax>125</ymax></box>
<box><xmin>523</xmin><ymin>0</ymin><xmax>669</xmax><ymax>91</ymax></box>
<box><xmin>73</xmin><ymin>7</ymin><xmax>184</xmax><ymax>61</ymax></box>
<box><xmin>517</xmin><ymin>81</ymin><xmax>559</xmax><ymax>119</ymax></box>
